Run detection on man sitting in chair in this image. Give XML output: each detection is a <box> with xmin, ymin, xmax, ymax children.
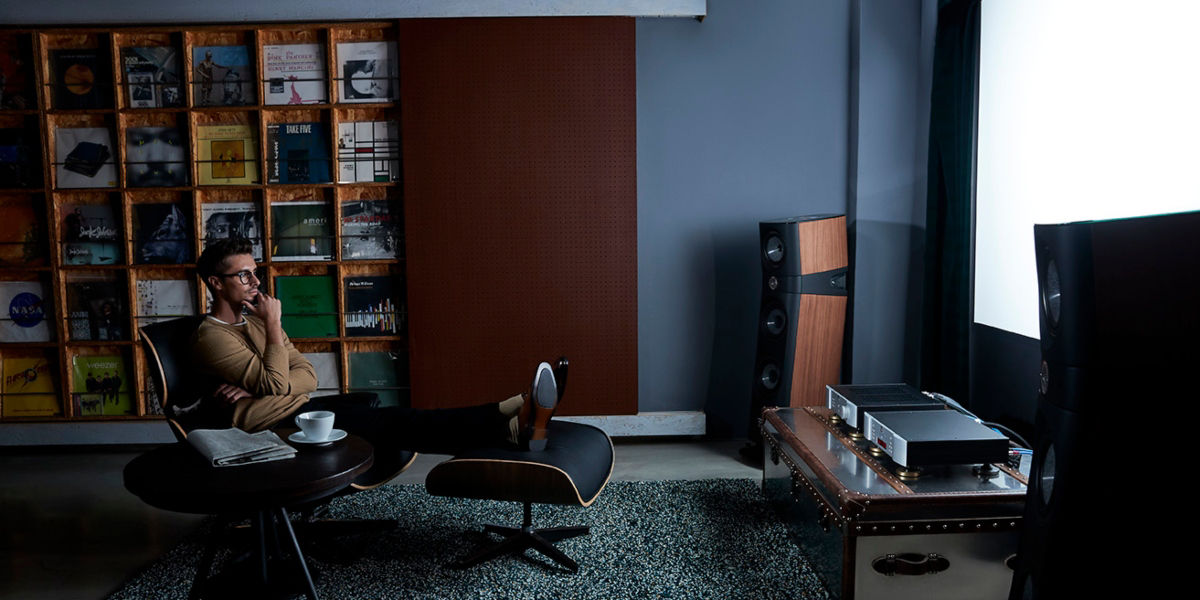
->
<box><xmin>189</xmin><ymin>237</ymin><xmax>559</xmax><ymax>463</ymax></box>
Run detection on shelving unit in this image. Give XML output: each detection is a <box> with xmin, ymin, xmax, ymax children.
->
<box><xmin>0</xmin><ymin>22</ymin><xmax>408</xmax><ymax>423</ymax></box>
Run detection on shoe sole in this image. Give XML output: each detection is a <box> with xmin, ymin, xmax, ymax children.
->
<box><xmin>527</xmin><ymin>361</ymin><xmax>556</xmax><ymax>450</ymax></box>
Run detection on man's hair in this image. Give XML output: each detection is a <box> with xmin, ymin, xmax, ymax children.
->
<box><xmin>196</xmin><ymin>237</ymin><xmax>254</xmax><ymax>290</ymax></box>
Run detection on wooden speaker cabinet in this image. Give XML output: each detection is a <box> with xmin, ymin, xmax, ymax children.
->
<box><xmin>752</xmin><ymin>215</ymin><xmax>848</xmax><ymax>411</ymax></box>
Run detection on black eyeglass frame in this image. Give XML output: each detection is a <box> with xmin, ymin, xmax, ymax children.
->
<box><xmin>216</xmin><ymin>269</ymin><xmax>258</xmax><ymax>284</ymax></box>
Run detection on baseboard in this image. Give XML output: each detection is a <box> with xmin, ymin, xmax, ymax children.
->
<box><xmin>0</xmin><ymin>421</ymin><xmax>178</xmax><ymax>447</ymax></box>
<box><xmin>555</xmin><ymin>411</ymin><xmax>707</xmax><ymax>437</ymax></box>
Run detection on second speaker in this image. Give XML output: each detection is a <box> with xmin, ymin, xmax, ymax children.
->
<box><xmin>751</xmin><ymin>214</ymin><xmax>848</xmax><ymax>409</ymax></box>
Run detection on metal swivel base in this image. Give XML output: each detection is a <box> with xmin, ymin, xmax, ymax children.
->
<box><xmin>451</xmin><ymin>502</ymin><xmax>589</xmax><ymax>572</ymax></box>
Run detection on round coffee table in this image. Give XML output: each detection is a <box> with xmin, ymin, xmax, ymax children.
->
<box><xmin>124</xmin><ymin>434</ymin><xmax>373</xmax><ymax>600</ymax></box>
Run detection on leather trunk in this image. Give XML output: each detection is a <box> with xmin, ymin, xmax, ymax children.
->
<box><xmin>760</xmin><ymin>407</ymin><xmax>1027</xmax><ymax>600</ymax></box>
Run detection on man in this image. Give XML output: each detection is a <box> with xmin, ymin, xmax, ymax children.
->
<box><xmin>190</xmin><ymin>237</ymin><xmax>558</xmax><ymax>469</ymax></box>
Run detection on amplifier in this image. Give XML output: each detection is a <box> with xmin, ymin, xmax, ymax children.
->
<box><xmin>826</xmin><ymin>383</ymin><xmax>944</xmax><ymax>429</ymax></box>
<box><xmin>864</xmin><ymin>410</ymin><xmax>1010</xmax><ymax>468</ymax></box>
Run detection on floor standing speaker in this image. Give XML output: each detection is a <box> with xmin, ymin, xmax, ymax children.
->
<box><xmin>750</xmin><ymin>215</ymin><xmax>848</xmax><ymax>418</ymax></box>
<box><xmin>1010</xmin><ymin>210</ymin><xmax>1200</xmax><ymax>599</ymax></box>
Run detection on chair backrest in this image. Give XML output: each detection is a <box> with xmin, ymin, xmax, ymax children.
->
<box><xmin>138</xmin><ymin>316</ymin><xmax>206</xmax><ymax>441</ymax></box>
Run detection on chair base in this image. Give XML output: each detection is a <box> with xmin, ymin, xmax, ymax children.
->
<box><xmin>450</xmin><ymin>502</ymin><xmax>589</xmax><ymax>572</ymax></box>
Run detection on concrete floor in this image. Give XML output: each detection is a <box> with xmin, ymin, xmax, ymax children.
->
<box><xmin>0</xmin><ymin>438</ymin><xmax>760</xmax><ymax>600</ymax></box>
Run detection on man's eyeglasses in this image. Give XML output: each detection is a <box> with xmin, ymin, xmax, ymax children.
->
<box><xmin>217</xmin><ymin>269</ymin><xmax>258</xmax><ymax>285</ymax></box>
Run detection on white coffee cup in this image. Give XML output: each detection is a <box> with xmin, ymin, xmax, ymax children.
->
<box><xmin>295</xmin><ymin>410</ymin><xmax>335</xmax><ymax>442</ymax></box>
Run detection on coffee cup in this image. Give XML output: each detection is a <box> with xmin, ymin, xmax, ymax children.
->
<box><xmin>295</xmin><ymin>410</ymin><xmax>335</xmax><ymax>442</ymax></box>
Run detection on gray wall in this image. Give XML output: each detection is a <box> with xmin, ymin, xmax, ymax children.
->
<box><xmin>850</xmin><ymin>0</ymin><xmax>936</xmax><ymax>385</ymax></box>
<box><xmin>2</xmin><ymin>0</ymin><xmax>935</xmax><ymax>442</ymax></box>
<box><xmin>637</xmin><ymin>0</ymin><xmax>935</xmax><ymax>436</ymax></box>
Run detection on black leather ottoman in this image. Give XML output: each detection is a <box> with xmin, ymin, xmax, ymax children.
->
<box><xmin>425</xmin><ymin>420</ymin><xmax>614</xmax><ymax>571</ymax></box>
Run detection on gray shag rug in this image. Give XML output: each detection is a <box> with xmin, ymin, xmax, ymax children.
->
<box><xmin>108</xmin><ymin>479</ymin><xmax>829</xmax><ymax>599</ymax></box>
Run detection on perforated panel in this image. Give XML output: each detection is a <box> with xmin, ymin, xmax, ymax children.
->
<box><xmin>400</xmin><ymin>18</ymin><xmax>636</xmax><ymax>415</ymax></box>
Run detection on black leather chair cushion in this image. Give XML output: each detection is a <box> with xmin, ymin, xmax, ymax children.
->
<box><xmin>425</xmin><ymin>421</ymin><xmax>614</xmax><ymax>507</ymax></box>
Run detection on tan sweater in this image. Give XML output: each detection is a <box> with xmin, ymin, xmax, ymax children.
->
<box><xmin>191</xmin><ymin>315</ymin><xmax>317</xmax><ymax>432</ymax></box>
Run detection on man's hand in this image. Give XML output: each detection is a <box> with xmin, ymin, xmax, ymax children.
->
<box><xmin>244</xmin><ymin>291</ymin><xmax>286</xmax><ymax>346</ymax></box>
<box><xmin>243</xmin><ymin>291</ymin><xmax>282</xmax><ymax>325</ymax></box>
<box><xmin>214</xmin><ymin>383</ymin><xmax>252</xmax><ymax>404</ymax></box>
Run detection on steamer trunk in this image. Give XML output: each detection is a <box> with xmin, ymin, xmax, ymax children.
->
<box><xmin>761</xmin><ymin>407</ymin><xmax>1026</xmax><ymax>600</ymax></box>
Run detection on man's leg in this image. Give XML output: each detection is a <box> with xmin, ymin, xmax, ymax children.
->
<box><xmin>299</xmin><ymin>394</ymin><xmax>512</xmax><ymax>456</ymax></box>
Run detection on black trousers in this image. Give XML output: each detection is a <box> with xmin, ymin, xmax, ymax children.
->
<box><xmin>280</xmin><ymin>393</ymin><xmax>508</xmax><ymax>458</ymax></box>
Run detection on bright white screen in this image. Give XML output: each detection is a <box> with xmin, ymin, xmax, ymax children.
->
<box><xmin>976</xmin><ymin>0</ymin><xmax>1200</xmax><ymax>339</ymax></box>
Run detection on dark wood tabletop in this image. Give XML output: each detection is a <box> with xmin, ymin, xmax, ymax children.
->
<box><xmin>124</xmin><ymin>433</ymin><xmax>373</xmax><ymax>514</ymax></box>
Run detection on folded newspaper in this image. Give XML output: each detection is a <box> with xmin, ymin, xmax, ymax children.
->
<box><xmin>187</xmin><ymin>428</ymin><xmax>297</xmax><ymax>467</ymax></box>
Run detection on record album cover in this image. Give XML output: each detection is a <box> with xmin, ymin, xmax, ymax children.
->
<box><xmin>71</xmin><ymin>355</ymin><xmax>133</xmax><ymax>417</ymax></box>
<box><xmin>2</xmin><ymin>356</ymin><xmax>60</xmax><ymax>417</ymax></box>
<box><xmin>337</xmin><ymin>41</ymin><xmax>397</xmax><ymax>103</ymax></box>
<box><xmin>271</xmin><ymin>201</ymin><xmax>332</xmax><ymax>261</ymax></box>
<box><xmin>200</xmin><ymin>202</ymin><xmax>262</xmax><ymax>259</ymax></box>
<box><xmin>263</xmin><ymin>43</ymin><xmax>327</xmax><ymax>105</ymax></box>
<box><xmin>196</xmin><ymin>124</ymin><xmax>259</xmax><ymax>185</ymax></box>
<box><xmin>134</xmin><ymin>203</ymin><xmax>191</xmax><ymax>264</ymax></box>
<box><xmin>0</xmin><ymin>281</ymin><xmax>51</xmax><ymax>343</ymax></box>
<box><xmin>62</xmin><ymin>202</ymin><xmax>121</xmax><ymax>265</ymax></box>
<box><xmin>336</xmin><ymin>121</ymin><xmax>400</xmax><ymax>183</ymax></box>
<box><xmin>121</xmin><ymin>46</ymin><xmax>182</xmax><ymax>108</ymax></box>
<box><xmin>192</xmin><ymin>45</ymin><xmax>254</xmax><ymax>107</ymax></box>
<box><xmin>344</xmin><ymin>275</ymin><xmax>403</xmax><ymax>337</ymax></box>
<box><xmin>125</xmin><ymin>126</ymin><xmax>188</xmax><ymax>187</ymax></box>
<box><xmin>341</xmin><ymin>197</ymin><xmax>400</xmax><ymax>260</ymax></box>
<box><xmin>52</xmin><ymin>48</ymin><xmax>111</xmax><ymax>110</ymax></box>
<box><xmin>55</xmin><ymin>128</ymin><xmax>118</xmax><ymax>189</ymax></box>
<box><xmin>136</xmin><ymin>279</ymin><xmax>196</xmax><ymax>324</ymax></box>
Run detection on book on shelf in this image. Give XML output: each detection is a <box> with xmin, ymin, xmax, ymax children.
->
<box><xmin>120</xmin><ymin>46</ymin><xmax>183</xmax><ymax>108</ymax></box>
<box><xmin>196</xmin><ymin>124</ymin><xmax>259</xmax><ymax>186</ymax></box>
<box><xmin>62</xmin><ymin>202</ymin><xmax>121</xmax><ymax>265</ymax></box>
<box><xmin>0</xmin><ymin>197</ymin><xmax>46</xmax><ymax>267</ymax></box>
<box><xmin>55</xmin><ymin>128</ymin><xmax>118</xmax><ymax>189</ymax></box>
<box><xmin>349</xmin><ymin>350</ymin><xmax>407</xmax><ymax>407</ymax></box>
<box><xmin>1</xmin><ymin>356</ymin><xmax>60</xmax><ymax>417</ymax></box>
<box><xmin>0</xmin><ymin>35</ymin><xmax>35</xmax><ymax>110</ymax></box>
<box><xmin>267</xmin><ymin>122</ymin><xmax>332</xmax><ymax>184</ymax></box>
<box><xmin>66</xmin><ymin>277</ymin><xmax>127</xmax><ymax>342</ymax></box>
<box><xmin>133</xmin><ymin>203</ymin><xmax>191</xmax><ymax>264</ymax></box>
<box><xmin>71</xmin><ymin>355</ymin><xmax>134</xmax><ymax>417</ymax></box>
<box><xmin>337</xmin><ymin>121</ymin><xmax>400</xmax><ymax>183</ymax></box>
<box><xmin>341</xmin><ymin>197</ymin><xmax>401</xmax><ymax>260</ymax></box>
<box><xmin>125</xmin><ymin>126</ymin><xmax>188</xmax><ymax>188</ymax></box>
<box><xmin>337</xmin><ymin>41</ymin><xmax>398</xmax><ymax>103</ymax></box>
<box><xmin>0</xmin><ymin>127</ymin><xmax>42</xmax><ymax>188</ymax></box>
<box><xmin>263</xmin><ymin>43</ymin><xmax>327</xmax><ymax>105</ymax></box>
<box><xmin>274</xmin><ymin>275</ymin><xmax>337</xmax><ymax>338</ymax></box>
<box><xmin>200</xmin><ymin>202</ymin><xmax>263</xmax><ymax>260</ymax></box>
<box><xmin>271</xmin><ymin>201</ymin><xmax>332</xmax><ymax>261</ymax></box>
<box><xmin>0</xmin><ymin>281</ymin><xmax>52</xmax><ymax>342</ymax></box>
<box><xmin>192</xmin><ymin>45</ymin><xmax>255</xmax><ymax>107</ymax></box>
<box><xmin>302</xmin><ymin>351</ymin><xmax>341</xmax><ymax>397</ymax></box>
<box><xmin>51</xmin><ymin>48</ymin><xmax>112</xmax><ymax>110</ymax></box>
<box><xmin>344</xmin><ymin>275</ymin><xmax>403</xmax><ymax>337</ymax></box>
<box><xmin>136</xmin><ymin>279</ymin><xmax>196</xmax><ymax>324</ymax></box>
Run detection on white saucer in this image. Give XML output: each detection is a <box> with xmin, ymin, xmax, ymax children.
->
<box><xmin>288</xmin><ymin>429</ymin><xmax>347</xmax><ymax>446</ymax></box>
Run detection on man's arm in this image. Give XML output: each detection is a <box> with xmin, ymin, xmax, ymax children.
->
<box><xmin>193</xmin><ymin>320</ymin><xmax>317</xmax><ymax>397</ymax></box>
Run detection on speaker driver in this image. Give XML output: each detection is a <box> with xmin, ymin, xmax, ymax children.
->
<box><xmin>1038</xmin><ymin>443</ymin><xmax>1056</xmax><ymax>509</ymax></box>
<box><xmin>1042</xmin><ymin>259</ymin><xmax>1061</xmax><ymax>330</ymax></box>
<box><xmin>759</xmin><ymin>363</ymin><xmax>780</xmax><ymax>390</ymax></box>
<box><xmin>763</xmin><ymin>307</ymin><xmax>786</xmax><ymax>337</ymax></box>
<box><xmin>764</xmin><ymin>234</ymin><xmax>784</xmax><ymax>264</ymax></box>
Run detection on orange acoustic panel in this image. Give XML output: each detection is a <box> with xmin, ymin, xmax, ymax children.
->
<box><xmin>399</xmin><ymin>18</ymin><xmax>637</xmax><ymax>416</ymax></box>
